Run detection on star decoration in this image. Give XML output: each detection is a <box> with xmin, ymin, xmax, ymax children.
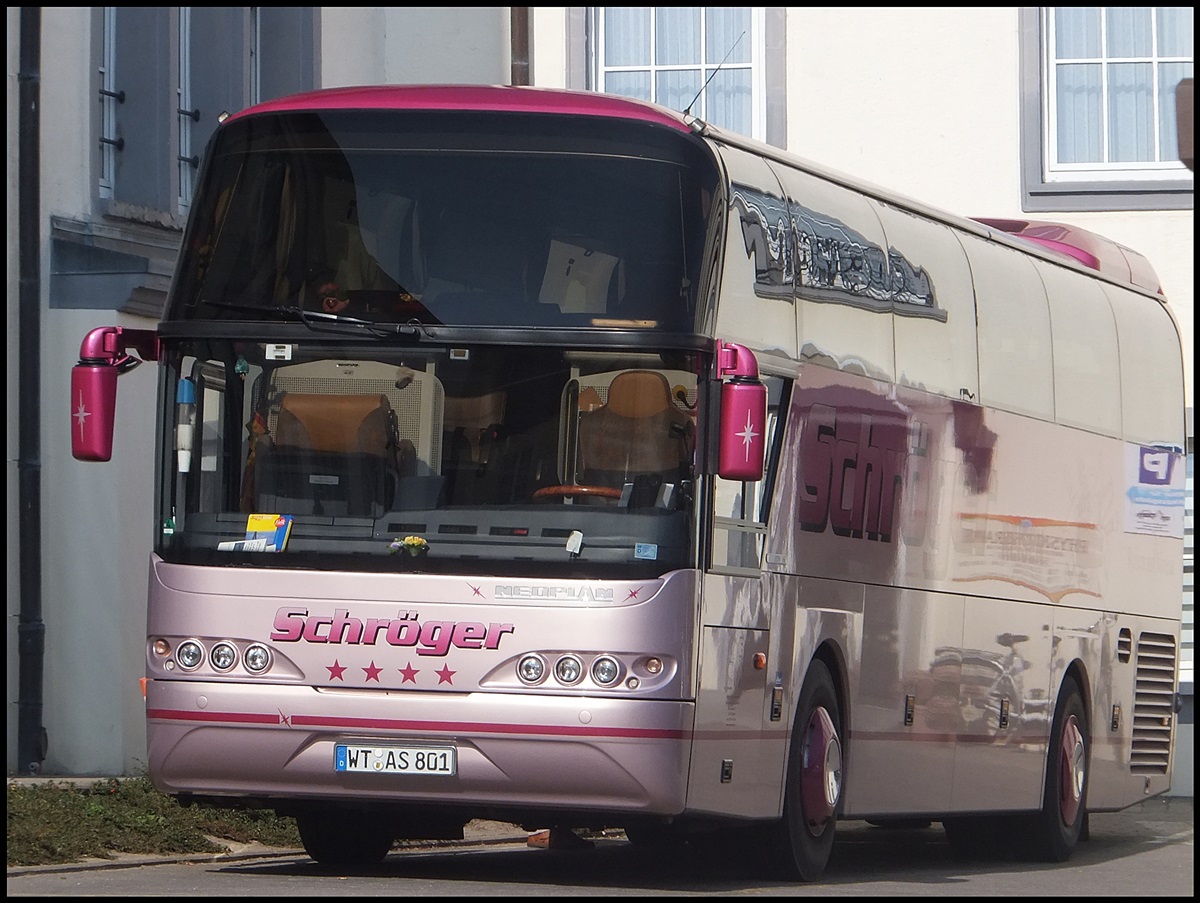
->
<box><xmin>363</xmin><ymin>661</ymin><xmax>383</xmax><ymax>682</ymax></box>
<box><xmin>468</xmin><ymin>583</ymin><xmax>484</xmax><ymax>598</ymax></box>
<box><xmin>74</xmin><ymin>392</ymin><xmax>91</xmax><ymax>436</ymax></box>
<box><xmin>398</xmin><ymin>662</ymin><xmax>420</xmax><ymax>683</ymax></box>
<box><xmin>736</xmin><ymin>410</ymin><xmax>760</xmax><ymax>461</ymax></box>
<box><xmin>434</xmin><ymin>664</ymin><xmax>456</xmax><ymax>685</ymax></box>
<box><xmin>327</xmin><ymin>660</ymin><xmax>346</xmax><ymax>680</ymax></box>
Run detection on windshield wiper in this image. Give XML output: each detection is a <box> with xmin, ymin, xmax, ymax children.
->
<box><xmin>200</xmin><ymin>300</ymin><xmax>430</xmax><ymax>339</ymax></box>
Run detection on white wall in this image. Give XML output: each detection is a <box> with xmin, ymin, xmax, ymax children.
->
<box><xmin>30</xmin><ymin>8</ymin><xmax>160</xmax><ymax>774</ymax></box>
<box><xmin>532</xmin><ymin>7</ymin><xmax>569</xmax><ymax>88</ymax></box>
<box><xmin>320</xmin><ymin>6</ymin><xmax>511</xmax><ymax>88</ymax></box>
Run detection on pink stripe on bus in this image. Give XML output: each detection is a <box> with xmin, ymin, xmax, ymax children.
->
<box><xmin>227</xmin><ymin>84</ymin><xmax>692</xmax><ymax>133</ymax></box>
<box><xmin>148</xmin><ymin>707</ymin><xmax>687</xmax><ymax>740</ymax></box>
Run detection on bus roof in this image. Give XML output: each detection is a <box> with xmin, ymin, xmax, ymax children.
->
<box><xmin>225</xmin><ymin>85</ymin><xmax>1164</xmax><ymax>301</ymax></box>
<box><xmin>972</xmin><ymin>217</ymin><xmax>1164</xmax><ymax>295</ymax></box>
<box><xmin>226</xmin><ymin>83</ymin><xmax>694</xmax><ymax>134</ymax></box>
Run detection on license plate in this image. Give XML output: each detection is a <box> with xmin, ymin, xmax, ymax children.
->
<box><xmin>335</xmin><ymin>744</ymin><xmax>457</xmax><ymax>775</ymax></box>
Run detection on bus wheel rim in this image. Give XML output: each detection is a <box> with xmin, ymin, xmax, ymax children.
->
<box><xmin>1059</xmin><ymin>714</ymin><xmax>1085</xmax><ymax>826</ymax></box>
<box><xmin>800</xmin><ymin>705</ymin><xmax>841</xmax><ymax>836</ymax></box>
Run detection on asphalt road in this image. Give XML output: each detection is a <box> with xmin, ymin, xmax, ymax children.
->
<box><xmin>7</xmin><ymin>797</ymin><xmax>1192</xmax><ymax>897</ymax></box>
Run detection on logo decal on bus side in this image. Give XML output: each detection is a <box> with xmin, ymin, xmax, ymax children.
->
<box><xmin>270</xmin><ymin>608</ymin><xmax>515</xmax><ymax>657</ymax></box>
<box><xmin>797</xmin><ymin>402</ymin><xmax>913</xmax><ymax>542</ymax></box>
<box><xmin>730</xmin><ymin>183</ymin><xmax>942</xmax><ymax>316</ymax></box>
<box><xmin>495</xmin><ymin>585</ymin><xmax>615</xmax><ymax>601</ymax></box>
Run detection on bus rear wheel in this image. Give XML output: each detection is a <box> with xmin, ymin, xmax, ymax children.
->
<box><xmin>1027</xmin><ymin>675</ymin><xmax>1089</xmax><ymax>862</ymax></box>
<box><xmin>770</xmin><ymin>658</ymin><xmax>843</xmax><ymax>881</ymax></box>
<box><xmin>297</xmin><ymin>810</ymin><xmax>394</xmax><ymax>866</ymax></box>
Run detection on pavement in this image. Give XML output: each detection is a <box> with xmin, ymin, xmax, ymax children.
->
<box><xmin>7</xmin><ymin>775</ymin><xmax>1191</xmax><ymax>878</ymax></box>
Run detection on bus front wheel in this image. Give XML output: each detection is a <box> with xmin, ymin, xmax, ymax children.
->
<box><xmin>297</xmin><ymin>810</ymin><xmax>394</xmax><ymax>867</ymax></box>
<box><xmin>772</xmin><ymin>658</ymin><xmax>843</xmax><ymax>881</ymax></box>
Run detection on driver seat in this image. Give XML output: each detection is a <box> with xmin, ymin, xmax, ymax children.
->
<box><xmin>575</xmin><ymin>370</ymin><xmax>693</xmax><ymax>502</ymax></box>
<box><xmin>255</xmin><ymin>393</ymin><xmax>406</xmax><ymax>516</ymax></box>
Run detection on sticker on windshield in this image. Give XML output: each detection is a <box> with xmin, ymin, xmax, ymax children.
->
<box><xmin>635</xmin><ymin>543</ymin><xmax>658</xmax><ymax>560</ymax></box>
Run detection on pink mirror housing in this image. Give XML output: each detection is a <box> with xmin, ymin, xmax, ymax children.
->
<box><xmin>716</xmin><ymin>341</ymin><xmax>767</xmax><ymax>481</ymax></box>
<box><xmin>70</xmin><ymin>363</ymin><xmax>120</xmax><ymax>461</ymax></box>
<box><xmin>70</xmin><ymin>326</ymin><xmax>159</xmax><ymax>462</ymax></box>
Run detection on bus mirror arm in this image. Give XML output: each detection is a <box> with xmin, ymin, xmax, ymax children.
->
<box><xmin>70</xmin><ymin>326</ymin><xmax>160</xmax><ymax>462</ymax></box>
<box><xmin>717</xmin><ymin>340</ymin><xmax>759</xmax><ymax>380</ymax></box>
<box><xmin>715</xmin><ymin>340</ymin><xmax>767</xmax><ymax>482</ymax></box>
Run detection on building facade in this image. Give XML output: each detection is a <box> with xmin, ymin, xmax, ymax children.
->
<box><xmin>6</xmin><ymin>7</ymin><xmax>1193</xmax><ymax>791</ymax></box>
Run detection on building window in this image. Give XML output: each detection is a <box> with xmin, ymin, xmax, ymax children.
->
<box><xmin>177</xmin><ymin>7</ymin><xmax>197</xmax><ymax>215</ymax></box>
<box><xmin>1021</xmin><ymin>6</ymin><xmax>1193</xmax><ymax>212</ymax></box>
<box><xmin>592</xmin><ymin>7</ymin><xmax>766</xmax><ymax>141</ymax></box>
<box><xmin>98</xmin><ymin>7</ymin><xmax>119</xmax><ymax>199</ymax></box>
<box><xmin>61</xmin><ymin>8</ymin><xmax>317</xmax><ymax>317</ymax></box>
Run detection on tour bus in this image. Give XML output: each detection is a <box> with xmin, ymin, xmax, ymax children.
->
<box><xmin>70</xmin><ymin>85</ymin><xmax>1186</xmax><ymax>880</ymax></box>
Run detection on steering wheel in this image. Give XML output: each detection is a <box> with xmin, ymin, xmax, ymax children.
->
<box><xmin>532</xmin><ymin>484</ymin><xmax>623</xmax><ymax>502</ymax></box>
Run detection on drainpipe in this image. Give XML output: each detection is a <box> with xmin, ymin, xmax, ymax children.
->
<box><xmin>17</xmin><ymin>5</ymin><xmax>48</xmax><ymax>775</ymax></box>
<box><xmin>510</xmin><ymin>7</ymin><xmax>530</xmax><ymax>86</ymax></box>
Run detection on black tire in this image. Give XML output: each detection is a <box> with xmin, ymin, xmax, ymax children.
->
<box><xmin>768</xmin><ymin>658</ymin><xmax>843</xmax><ymax>881</ymax></box>
<box><xmin>297</xmin><ymin>811</ymin><xmax>394</xmax><ymax>866</ymax></box>
<box><xmin>1027</xmin><ymin>675</ymin><xmax>1089</xmax><ymax>862</ymax></box>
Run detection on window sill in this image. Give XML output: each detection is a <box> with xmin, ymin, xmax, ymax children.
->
<box><xmin>1024</xmin><ymin>179</ymin><xmax>1194</xmax><ymax>214</ymax></box>
<box><xmin>50</xmin><ymin>214</ymin><xmax>183</xmax><ymax>317</ymax></box>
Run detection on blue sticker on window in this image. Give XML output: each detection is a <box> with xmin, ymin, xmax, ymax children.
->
<box><xmin>634</xmin><ymin>543</ymin><xmax>658</xmax><ymax>560</ymax></box>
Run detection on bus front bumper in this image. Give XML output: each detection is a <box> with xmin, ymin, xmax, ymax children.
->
<box><xmin>146</xmin><ymin>679</ymin><xmax>694</xmax><ymax>817</ymax></box>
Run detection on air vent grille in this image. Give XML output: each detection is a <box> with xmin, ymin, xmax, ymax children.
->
<box><xmin>1117</xmin><ymin>627</ymin><xmax>1132</xmax><ymax>663</ymax></box>
<box><xmin>1130</xmin><ymin>632</ymin><xmax>1177</xmax><ymax>775</ymax></box>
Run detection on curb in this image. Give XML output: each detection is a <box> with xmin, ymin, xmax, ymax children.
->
<box><xmin>6</xmin><ymin>832</ymin><xmax>535</xmax><ymax>878</ymax></box>
<box><xmin>6</xmin><ymin>846</ymin><xmax>309</xmax><ymax>878</ymax></box>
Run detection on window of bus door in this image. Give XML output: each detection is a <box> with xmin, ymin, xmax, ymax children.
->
<box><xmin>164</xmin><ymin>353</ymin><xmax>244</xmax><ymax>539</ymax></box>
<box><xmin>709</xmin><ymin>374</ymin><xmax>788</xmax><ymax>575</ymax></box>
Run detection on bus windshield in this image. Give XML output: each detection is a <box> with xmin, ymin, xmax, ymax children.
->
<box><xmin>167</xmin><ymin>109</ymin><xmax>716</xmax><ymax>331</ymax></box>
<box><xmin>157</xmin><ymin>339</ymin><xmax>703</xmax><ymax>579</ymax></box>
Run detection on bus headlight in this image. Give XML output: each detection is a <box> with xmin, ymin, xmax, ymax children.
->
<box><xmin>243</xmin><ymin>644</ymin><xmax>271</xmax><ymax>674</ymax></box>
<box><xmin>554</xmin><ymin>655</ymin><xmax>584</xmax><ymax>686</ymax></box>
<box><xmin>517</xmin><ymin>654</ymin><xmax>546</xmax><ymax>684</ymax></box>
<box><xmin>210</xmin><ymin>642</ymin><xmax>238</xmax><ymax>672</ymax></box>
<box><xmin>176</xmin><ymin>640</ymin><xmax>204</xmax><ymax>670</ymax></box>
<box><xmin>591</xmin><ymin>655</ymin><xmax>621</xmax><ymax>686</ymax></box>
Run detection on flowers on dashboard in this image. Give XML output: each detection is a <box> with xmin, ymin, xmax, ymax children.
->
<box><xmin>389</xmin><ymin>535</ymin><xmax>429</xmax><ymax>558</ymax></box>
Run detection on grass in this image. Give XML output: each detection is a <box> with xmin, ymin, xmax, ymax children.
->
<box><xmin>7</xmin><ymin>776</ymin><xmax>301</xmax><ymax>867</ymax></box>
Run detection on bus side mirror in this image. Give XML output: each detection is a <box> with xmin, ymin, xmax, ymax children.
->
<box><xmin>716</xmin><ymin>341</ymin><xmax>767</xmax><ymax>481</ymax></box>
<box><xmin>71</xmin><ymin>362</ymin><xmax>120</xmax><ymax>461</ymax></box>
<box><xmin>70</xmin><ymin>326</ymin><xmax>159</xmax><ymax>462</ymax></box>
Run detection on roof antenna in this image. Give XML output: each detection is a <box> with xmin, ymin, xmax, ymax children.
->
<box><xmin>684</xmin><ymin>30</ymin><xmax>746</xmax><ymax>118</ymax></box>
